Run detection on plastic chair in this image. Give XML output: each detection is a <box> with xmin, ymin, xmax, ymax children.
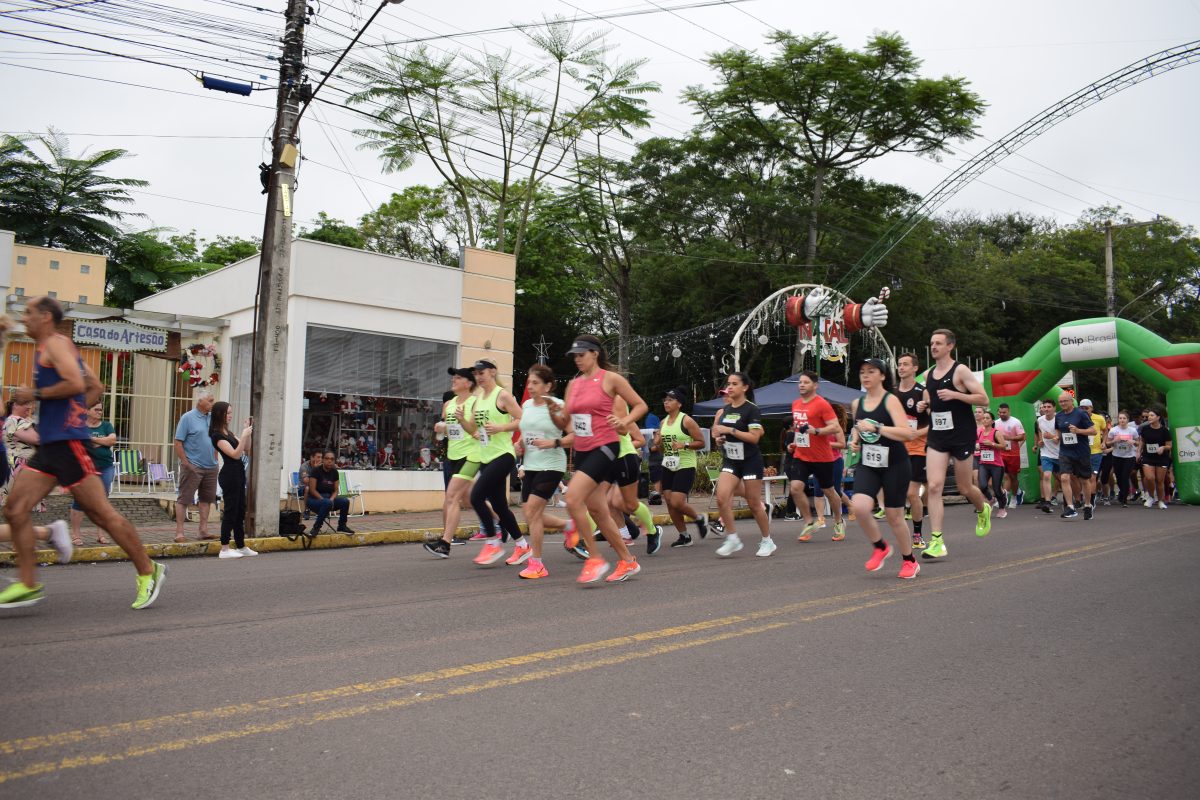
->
<box><xmin>339</xmin><ymin>471</ymin><xmax>365</xmax><ymax>516</ymax></box>
<box><xmin>287</xmin><ymin>471</ymin><xmax>307</xmax><ymax>512</ymax></box>
<box><xmin>146</xmin><ymin>461</ymin><xmax>176</xmax><ymax>493</ymax></box>
<box><xmin>706</xmin><ymin>466</ymin><xmax>721</xmax><ymax>508</ymax></box>
<box><xmin>113</xmin><ymin>449</ymin><xmax>144</xmax><ymax>492</ymax></box>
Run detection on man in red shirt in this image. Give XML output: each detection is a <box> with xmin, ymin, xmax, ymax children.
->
<box><xmin>787</xmin><ymin>371</ymin><xmax>847</xmax><ymax>542</ymax></box>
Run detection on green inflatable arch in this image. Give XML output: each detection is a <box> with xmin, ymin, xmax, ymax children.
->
<box><xmin>982</xmin><ymin>318</ymin><xmax>1200</xmax><ymax>505</ymax></box>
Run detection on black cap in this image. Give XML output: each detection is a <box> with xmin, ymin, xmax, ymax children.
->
<box><xmin>447</xmin><ymin>367</ymin><xmax>475</xmax><ymax>382</ymax></box>
<box><xmin>471</xmin><ymin>359</ymin><xmax>497</xmax><ymax>371</ymax></box>
<box><xmin>663</xmin><ymin>387</ymin><xmax>688</xmax><ymax>402</ymax></box>
<box><xmin>855</xmin><ymin>357</ymin><xmax>893</xmax><ymax>386</ymax></box>
<box><xmin>566</xmin><ymin>339</ymin><xmax>601</xmax><ymax>355</ymax></box>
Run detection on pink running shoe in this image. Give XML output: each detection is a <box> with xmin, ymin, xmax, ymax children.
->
<box><xmin>864</xmin><ymin>542</ymin><xmax>893</xmax><ymax>572</ymax></box>
<box><xmin>897</xmin><ymin>559</ymin><xmax>920</xmax><ymax>580</ymax></box>
<box><xmin>505</xmin><ymin>543</ymin><xmax>532</xmax><ymax>566</ymax></box>
<box><xmin>473</xmin><ymin>543</ymin><xmax>505</xmax><ymax>566</ymax></box>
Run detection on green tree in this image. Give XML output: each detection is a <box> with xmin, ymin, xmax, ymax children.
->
<box><xmin>105</xmin><ymin>230</ymin><xmax>217</xmax><ymax>308</ymax></box>
<box><xmin>358</xmin><ymin>184</ymin><xmax>477</xmax><ymax>265</ymax></box>
<box><xmin>684</xmin><ymin>32</ymin><xmax>984</xmax><ymax>271</ymax></box>
<box><xmin>0</xmin><ymin>129</ymin><xmax>147</xmax><ymax>252</ymax></box>
<box><xmin>201</xmin><ymin>235</ymin><xmax>260</xmax><ymax>266</ymax></box>
<box><xmin>298</xmin><ymin>212</ymin><xmax>366</xmax><ymax>249</ymax></box>
<box><xmin>345</xmin><ymin>17</ymin><xmax>657</xmax><ymax>262</ymax></box>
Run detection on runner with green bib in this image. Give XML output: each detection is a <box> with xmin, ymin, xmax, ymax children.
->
<box><xmin>462</xmin><ymin>360</ymin><xmax>525</xmax><ymax>567</ymax></box>
<box><xmin>424</xmin><ymin>367</ymin><xmax>482</xmax><ymax>558</ymax></box>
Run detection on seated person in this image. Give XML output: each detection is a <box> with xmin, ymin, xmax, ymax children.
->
<box><xmin>306</xmin><ymin>451</ymin><xmax>354</xmax><ymax>534</ymax></box>
<box><xmin>298</xmin><ymin>451</ymin><xmax>322</xmax><ymax>519</ymax></box>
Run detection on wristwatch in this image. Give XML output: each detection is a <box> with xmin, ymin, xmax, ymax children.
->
<box><xmin>554</xmin><ymin>438</ymin><xmax>562</xmax><ymax>449</ymax></box>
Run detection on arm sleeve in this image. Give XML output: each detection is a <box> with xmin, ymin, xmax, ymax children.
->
<box><xmin>174</xmin><ymin>415</ymin><xmax>189</xmax><ymax>441</ymax></box>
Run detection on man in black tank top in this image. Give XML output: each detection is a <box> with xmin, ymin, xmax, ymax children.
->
<box><xmin>914</xmin><ymin>329</ymin><xmax>992</xmax><ymax>558</ymax></box>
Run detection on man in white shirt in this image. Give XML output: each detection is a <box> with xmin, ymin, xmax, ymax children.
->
<box><xmin>1035</xmin><ymin>399</ymin><xmax>1062</xmax><ymax>513</ymax></box>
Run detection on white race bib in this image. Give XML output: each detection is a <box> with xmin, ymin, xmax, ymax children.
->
<box><xmin>663</xmin><ymin>456</ymin><xmax>680</xmax><ymax>471</ymax></box>
<box><xmin>446</xmin><ymin>423</ymin><xmax>465</xmax><ymax>441</ymax></box>
<box><xmin>522</xmin><ymin>434</ymin><xmax>538</xmax><ymax>449</ymax></box>
<box><xmin>477</xmin><ymin>427</ymin><xmax>490</xmax><ymax>446</ymax></box>
<box><xmin>723</xmin><ymin>441</ymin><xmax>745</xmax><ymax>460</ymax></box>
<box><xmin>793</xmin><ymin>431</ymin><xmax>811</xmax><ymax>449</ymax></box>
<box><xmin>1114</xmin><ymin>442</ymin><xmax>1135</xmax><ymax>458</ymax></box>
<box><xmin>571</xmin><ymin>414</ymin><xmax>593</xmax><ymax>438</ymax></box>
<box><xmin>1147</xmin><ymin>443</ymin><xmax>1160</xmax><ymax>454</ymax></box>
<box><xmin>1061</xmin><ymin>432</ymin><xmax>1078</xmax><ymax>445</ymax></box>
<box><xmin>862</xmin><ymin>443</ymin><xmax>889</xmax><ymax>468</ymax></box>
<box><xmin>980</xmin><ymin>449</ymin><xmax>996</xmax><ymax>464</ymax></box>
<box><xmin>907</xmin><ymin>418</ymin><xmax>918</xmax><ymax>429</ymax></box>
<box><xmin>932</xmin><ymin>411</ymin><xmax>953</xmax><ymax>431</ymax></box>
<box><xmin>1004</xmin><ymin>440</ymin><xmax>1012</xmax><ymax>450</ymax></box>
<box><xmin>1087</xmin><ymin>435</ymin><xmax>1095</xmax><ymax>446</ymax></box>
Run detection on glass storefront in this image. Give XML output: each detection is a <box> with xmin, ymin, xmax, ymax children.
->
<box><xmin>300</xmin><ymin>325</ymin><xmax>455</xmax><ymax>470</ymax></box>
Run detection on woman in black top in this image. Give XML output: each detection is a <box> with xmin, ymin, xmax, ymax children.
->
<box><xmin>209</xmin><ymin>401</ymin><xmax>254</xmax><ymax>558</ymax></box>
<box><xmin>712</xmin><ymin>372</ymin><xmax>774</xmax><ymax>558</ymax></box>
<box><xmin>1138</xmin><ymin>406</ymin><xmax>1172</xmax><ymax>509</ymax></box>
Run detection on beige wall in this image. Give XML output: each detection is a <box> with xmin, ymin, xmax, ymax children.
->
<box><xmin>12</xmin><ymin>243</ymin><xmax>106</xmax><ymax>304</ymax></box>
<box><xmin>459</xmin><ymin>247</ymin><xmax>515</xmax><ymax>383</ymax></box>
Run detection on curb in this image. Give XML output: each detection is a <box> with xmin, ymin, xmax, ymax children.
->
<box><xmin>3</xmin><ymin>508</ymin><xmax>759</xmax><ymax>566</ymax></box>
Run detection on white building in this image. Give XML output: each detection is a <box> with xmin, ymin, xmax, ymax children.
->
<box><xmin>136</xmin><ymin>239</ymin><xmax>516</xmax><ymax>512</ymax></box>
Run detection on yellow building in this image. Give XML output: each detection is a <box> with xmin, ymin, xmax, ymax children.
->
<box><xmin>8</xmin><ymin>240</ymin><xmax>107</xmax><ymax>305</ymax></box>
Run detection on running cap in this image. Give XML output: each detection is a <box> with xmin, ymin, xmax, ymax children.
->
<box><xmin>663</xmin><ymin>387</ymin><xmax>688</xmax><ymax>402</ymax></box>
<box><xmin>471</xmin><ymin>359</ymin><xmax>497</xmax><ymax>371</ymax></box>
<box><xmin>854</xmin><ymin>357</ymin><xmax>893</xmax><ymax>387</ymax></box>
<box><xmin>447</xmin><ymin>367</ymin><xmax>476</xmax><ymax>382</ymax></box>
<box><xmin>566</xmin><ymin>339</ymin><xmax>602</xmax><ymax>354</ymax></box>
<box><xmin>1080</xmin><ymin>398</ymin><xmax>1093</xmax><ymax>407</ymax></box>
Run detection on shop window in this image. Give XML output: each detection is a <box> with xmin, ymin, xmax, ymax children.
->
<box><xmin>16</xmin><ymin>255</ymin><xmax>26</xmax><ymax>265</ymax></box>
<box><xmin>14</xmin><ymin>287</ymin><xmax>24</xmax><ymax>296</ymax></box>
<box><xmin>302</xmin><ymin>326</ymin><xmax>456</xmax><ymax>471</ymax></box>
<box><xmin>50</xmin><ymin>260</ymin><xmax>60</xmax><ymax>270</ymax></box>
<box><xmin>78</xmin><ymin>295</ymin><xmax>88</xmax><ymax>303</ymax></box>
<box><xmin>48</xmin><ymin>291</ymin><xmax>57</xmax><ymax>299</ymax></box>
<box><xmin>81</xmin><ymin>264</ymin><xmax>91</xmax><ymax>274</ymax></box>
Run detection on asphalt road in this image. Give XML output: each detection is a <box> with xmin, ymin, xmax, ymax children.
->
<box><xmin>2</xmin><ymin>503</ymin><xmax>1198</xmax><ymax>799</ymax></box>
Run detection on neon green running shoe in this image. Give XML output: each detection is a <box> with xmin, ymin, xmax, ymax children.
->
<box><xmin>0</xmin><ymin>581</ymin><xmax>45</xmax><ymax>608</ymax></box>
<box><xmin>975</xmin><ymin>503</ymin><xmax>992</xmax><ymax>538</ymax></box>
<box><xmin>832</xmin><ymin>520</ymin><xmax>846</xmax><ymax>541</ymax></box>
<box><xmin>921</xmin><ymin>533</ymin><xmax>947</xmax><ymax>560</ymax></box>
<box><xmin>132</xmin><ymin>561</ymin><xmax>167</xmax><ymax>610</ymax></box>
<box><xmin>873</xmin><ymin>508</ymin><xmax>886</xmax><ymax>519</ymax></box>
<box><xmin>798</xmin><ymin>520</ymin><xmax>821</xmax><ymax>542</ymax></box>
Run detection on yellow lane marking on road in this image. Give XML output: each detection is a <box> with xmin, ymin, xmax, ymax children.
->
<box><xmin>0</xmin><ymin>535</ymin><xmax>1150</xmax><ymax>784</ymax></box>
<box><xmin>0</xmin><ymin>537</ymin><xmax>1124</xmax><ymax>760</ymax></box>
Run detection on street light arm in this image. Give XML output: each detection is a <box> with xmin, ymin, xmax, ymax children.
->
<box><xmin>1116</xmin><ymin>280</ymin><xmax>1163</xmax><ymax>316</ymax></box>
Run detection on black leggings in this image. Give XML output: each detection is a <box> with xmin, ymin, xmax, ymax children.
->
<box><xmin>218</xmin><ymin>473</ymin><xmax>246</xmax><ymax>549</ymax></box>
<box><xmin>470</xmin><ymin>453</ymin><xmax>522</xmax><ymax>541</ymax></box>
<box><xmin>977</xmin><ymin>463</ymin><xmax>1007</xmax><ymax>508</ymax></box>
<box><xmin>1113</xmin><ymin>457</ymin><xmax>1136</xmax><ymax>502</ymax></box>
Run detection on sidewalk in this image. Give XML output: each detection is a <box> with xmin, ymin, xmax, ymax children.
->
<box><xmin>1</xmin><ymin>495</ymin><xmax>759</xmax><ymax>565</ymax></box>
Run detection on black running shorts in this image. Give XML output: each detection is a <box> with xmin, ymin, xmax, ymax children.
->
<box><xmin>661</xmin><ymin>467</ymin><xmax>696</xmax><ymax>495</ymax></box>
<box><xmin>853</xmin><ymin>460</ymin><xmax>912</xmax><ymax>509</ymax></box>
<box><xmin>721</xmin><ymin>452</ymin><xmax>764</xmax><ymax>481</ymax></box>
<box><xmin>784</xmin><ymin>458</ymin><xmax>836</xmax><ymax>491</ymax></box>
<box><xmin>521</xmin><ymin>469</ymin><xmax>563</xmax><ymax>502</ymax></box>
<box><xmin>615</xmin><ymin>452</ymin><xmax>641</xmax><ymax>488</ymax></box>
<box><xmin>908</xmin><ymin>454</ymin><xmax>927</xmax><ymax>484</ymax></box>
<box><xmin>25</xmin><ymin>439</ymin><xmax>99</xmax><ymax>489</ymax></box>
<box><xmin>572</xmin><ymin>444</ymin><xmax>620</xmax><ymax>484</ymax></box>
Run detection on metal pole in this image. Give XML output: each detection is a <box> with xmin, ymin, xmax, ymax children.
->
<box><xmin>247</xmin><ymin>0</ymin><xmax>307</xmax><ymax>535</ymax></box>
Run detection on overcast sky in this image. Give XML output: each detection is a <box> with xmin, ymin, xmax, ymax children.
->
<box><xmin>1</xmin><ymin>0</ymin><xmax>1197</xmax><ymax>249</ymax></box>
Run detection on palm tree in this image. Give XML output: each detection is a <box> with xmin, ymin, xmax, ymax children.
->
<box><xmin>0</xmin><ymin>128</ymin><xmax>147</xmax><ymax>252</ymax></box>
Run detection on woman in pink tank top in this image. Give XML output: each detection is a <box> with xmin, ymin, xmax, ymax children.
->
<box><xmin>550</xmin><ymin>335</ymin><xmax>648</xmax><ymax>585</ymax></box>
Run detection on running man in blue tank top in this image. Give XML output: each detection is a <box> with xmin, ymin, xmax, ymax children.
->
<box><xmin>0</xmin><ymin>297</ymin><xmax>166</xmax><ymax>611</ymax></box>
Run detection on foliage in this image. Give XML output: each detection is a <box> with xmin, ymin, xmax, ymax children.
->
<box><xmin>201</xmin><ymin>235</ymin><xmax>260</xmax><ymax>266</ymax></box>
<box><xmin>298</xmin><ymin>211</ymin><xmax>366</xmax><ymax>249</ymax></box>
<box><xmin>104</xmin><ymin>229</ymin><xmax>218</xmax><ymax>308</ymax></box>
<box><xmin>0</xmin><ymin>129</ymin><xmax>147</xmax><ymax>252</ymax></box>
<box><xmin>345</xmin><ymin>17</ymin><xmax>658</xmax><ymax>261</ymax></box>
<box><xmin>358</xmin><ymin>184</ymin><xmax>481</xmax><ymax>266</ymax></box>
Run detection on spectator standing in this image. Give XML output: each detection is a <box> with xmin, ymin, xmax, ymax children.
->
<box><xmin>3</xmin><ymin>397</ymin><xmax>40</xmax><ymax>507</ymax></box>
<box><xmin>69</xmin><ymin>401</ymin><xmax>116</xmax><ymax>546</ymax></box>
<box><xmin>209</xmin><ymin>401</ymin><xmax>255</xmax><ymax>558</ymax></box>
<box><xmin>173</xmin><ymin>390</ymin><xmax>219</xmax><ymax>543</ymax></box>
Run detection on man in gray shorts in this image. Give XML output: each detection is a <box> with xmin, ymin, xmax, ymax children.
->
<box><xmin>174</xmin><ymin>389</ymin><xmax>219</xmax><ymax>542</ymax></box>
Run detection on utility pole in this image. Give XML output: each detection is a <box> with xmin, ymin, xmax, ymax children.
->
<box><xmin>1102</xmin><ymin>217</ymin><xmax>1157</xmax><ymax>420</ymax></box>
<box><xmin>247</xmin><ymin>0</ymin><xmax>307</xmax><ymax>535</ymax></box>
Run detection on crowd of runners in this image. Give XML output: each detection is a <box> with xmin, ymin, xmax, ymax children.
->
<box><xmin>1</xmin><ymin>309</ymin><xmax>1184</xmax><ymax>608</ymax></box>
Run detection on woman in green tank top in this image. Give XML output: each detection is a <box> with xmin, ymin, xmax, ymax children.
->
<box><xmin>462</xmin><ymin>360</ymin><xmax>525</xmax><ymax>567</ymax></box>
<box><xmin>424</xmin><ymin>368</ymin><xmax>483</xmax><ymax>558</ymax></box>
<box><xmin>605</xmin><ymin>396</ymin><xmax>663</xmax><ymax>555</ymax></box>
<box><xmin>653</xmin><ymin>388</ymin><xmax>708</xmax><ymax>547</ymax></box>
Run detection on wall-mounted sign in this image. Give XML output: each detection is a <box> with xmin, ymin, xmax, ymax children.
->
<box><xmin>73</xmin><ymin>320</ymin><xmax>168</xmax><ymax>352</ymax></box>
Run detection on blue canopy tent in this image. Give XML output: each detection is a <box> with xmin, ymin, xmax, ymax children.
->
<box><xmin>692</xmin><ymin>376</ymin><xmax>863</xmax><ymax>417</ymax></box>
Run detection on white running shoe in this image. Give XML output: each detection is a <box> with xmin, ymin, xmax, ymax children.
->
<box><xmin>218</xmin><ymin>548</ymin><xmax>243</xmax><ymax>559</ymax></box>
<box><xmin>1143</xmin><ymin>497</ymin><xmax>1155</xmax><ymax>508</ymax></box>
<box><xmin>755</xmin><ymin>537</ymin><xmax>777</xmax><ymax>558</ymax></box>
<box><xmin>716</xmin><ymin>533</ymin><xmax>743</xmax><ymax>557</ymax></box>
<box><xmin>47</xmin><ymin>519</ymin><xmax>72</xmax><ymax>564</ymax></box>
<box><xmin>237</xmin><ymin>547</ymin><xmax>259</xmax><ymax>556</ymax></box>
<box><xmin>1157</xmin><ymin>501</ymin><xmax>1168</xmax><ymax>510</ymax></box>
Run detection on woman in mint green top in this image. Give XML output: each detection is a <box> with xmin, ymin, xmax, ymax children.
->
<box><xmin>514</xmin><ymin>364</ymin><xmax>575</xmax><ymax>578</ymax></box>
<box><xmin>462</xmin><ymin>359</ymin><xmax>525</xmax><ymax>566</ymax></box>
<box><xmin>653</xmin><ymin>388</ymin><xmax>708</xmax><ymax>547</ymax></box>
